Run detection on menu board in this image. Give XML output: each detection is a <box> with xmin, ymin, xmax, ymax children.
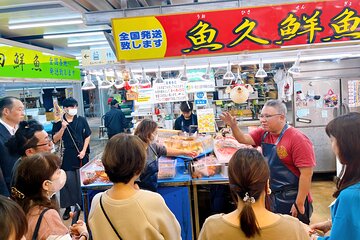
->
<box><xmin>197</xmin><ymin>108</ymin><xmax>216</xmax><ymax>133</ymax></box>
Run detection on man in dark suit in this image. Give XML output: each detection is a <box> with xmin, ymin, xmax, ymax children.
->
<box><xmin>0</xmin><ymin>97</ymin><xmax>24</xmax><ymax>196</ymax></box>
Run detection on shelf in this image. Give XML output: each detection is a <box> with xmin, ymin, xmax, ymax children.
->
<box><xmin>131</xmin><ymin>112</ymin><xmax>153</xmax><ymax>117</ymax></box>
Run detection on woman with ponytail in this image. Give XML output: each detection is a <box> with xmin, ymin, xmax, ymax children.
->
<box><xmin>199</xmin><ymin>148</ymin><xmax>309</xmax><ymax>240</ymax></box>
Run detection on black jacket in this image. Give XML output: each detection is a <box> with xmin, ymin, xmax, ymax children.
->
<box><xmin>104</xmin><ymin>108</ymin><xmax>127</xmax><ymax>136</ymax></box>
<box><xmin>0</xmin><ymin>123</ymin><xmax>19</xmax><ymax>196</ymax></box>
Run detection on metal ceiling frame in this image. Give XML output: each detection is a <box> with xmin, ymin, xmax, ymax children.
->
<box><xmin>83</xmin><ymin>0</ymin><xmax>311</xmax><ymax>25</ymax></box>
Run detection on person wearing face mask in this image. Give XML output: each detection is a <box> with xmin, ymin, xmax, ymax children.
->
<box><xmin>11</xmin><ymin>152</ymin><xmax>89</xmax><ymax>240</ymax></box>
<box><xmin>6</xmin><ymin>120</ymin><xmax>53</xmax><ymax>189</ymax></box>
<box><xmin>52</xmin><ymin>97</ymin><xmax>91</xmax><ymax>220</ymax></box>
<box><xmin>174</xmin><ymin>101</ymin><xmax>198</xmax><ymax>134</ymax></box>
<box><xmin>134</xmin><ymin>119</ymin><xmax>197</xmax><ymax>192</ymax></box>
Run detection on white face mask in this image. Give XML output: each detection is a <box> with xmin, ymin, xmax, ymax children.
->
<box><xmin>67</xmin><ymin>108</ymin><xmax>77</xmax><ymax>116</ymax></box>
<box><xmin>46</xmin><ymin>169</ymin><xmax>67</xmax><ymax>199</ymax></box>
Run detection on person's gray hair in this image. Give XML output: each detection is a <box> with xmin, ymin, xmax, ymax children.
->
<box><xmin>264</xmin><ymin>99</ymin><xmax>287</xmax><ymax>115</ymax></box>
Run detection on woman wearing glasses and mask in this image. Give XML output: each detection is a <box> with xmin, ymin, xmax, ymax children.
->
<box><xmin>220</xmin><ymin>99</ymin><xmax>315</xmax><ymax>224</ymax></box>
<box><xmin>7</xmin><ymin>120</ymin><xmax>53</xmax><ymax>188</ymax></box>
<box><xmin>11</xmin><ymin>152</ymin><xmax>88</xmax><ymax>240</ymax></box>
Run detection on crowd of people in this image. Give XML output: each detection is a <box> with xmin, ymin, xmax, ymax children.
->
<box><xmin>0</xmin><ymin>96</ymin><xmax>359</xmax><ymax>240</ymax></box>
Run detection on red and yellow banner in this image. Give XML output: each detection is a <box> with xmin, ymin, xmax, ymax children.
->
<box><xmin>112</xmin><ymin>0</ymin><xmax>360</xmax><ymax>61</ymax></box>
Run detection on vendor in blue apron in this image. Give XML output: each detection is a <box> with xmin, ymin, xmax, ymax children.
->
<box><xmin>174</xmin><ymin>101</ymin><xmax>198</xmax><ymax>134</ymax></box>
<box><xmin>220</xmin><ymin>99</ymin><xmax>315</xmax><ymax>224</ymax></box>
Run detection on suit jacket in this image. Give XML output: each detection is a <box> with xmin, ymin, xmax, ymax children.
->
<box><xmin>0</xmin><ymin>123</ymin><xmax>18</xmax><ymax>196</ymax></box>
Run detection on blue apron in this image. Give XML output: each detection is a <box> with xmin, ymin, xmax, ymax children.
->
<box><xmin>262</xmin><ymin>124</ymin><xmax>312</xmax><ymax>223</ymax></box>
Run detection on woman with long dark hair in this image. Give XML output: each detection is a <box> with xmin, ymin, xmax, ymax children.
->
<box><xmin>310</xmin><ymin>112</ymin><xmax>360</xmax><ymax>239</ymax></box>
<box><xmin>199</xmin><ymin>148</ymin><xmax>309</xmax><ymax>239</ymax></box>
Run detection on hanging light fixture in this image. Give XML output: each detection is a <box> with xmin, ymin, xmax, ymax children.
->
<box><xmin>81</xmin><ymin>75</ymin><xmax>96</xmax><ymax>90</ymax></box>
<box><xmin>154</xmin><ymin>66</ymin><xmax>164</xmax><ymax>84</ymax></box>
<box><xmin>128</xmin><ymin>68</ymin><xmax>139</xmax><ymax>87</ymax></box>
<box><xmin>236</xmin><ymin>65</ymin><xmax>244</xmax><ymax>84</ymax></box>
<box><xmin>113</xmin><ymin>69</ymin><xmax>124</xmax><ymax>89</ymax></box>
<box><xmin>178</xmin><ymin>64</ymin><xmax>188</xmax><ymax>82</ymax></box>
<box><xmin>98</xmin><ymin>70</ymin><xmax>113</xmax><ymax>89</ymax></box>
<box><xmin>201</xmin><ymin>62</ymin><xmax>211</xmax><ymax>81</ymax></box>
<box><xmin>51</xmin><ymin>86</ymin><xmax>58</xmax><ymax>95</ymax></box>
<box><xmin>223</xmin><ymin>61</ymin><xmax>235</xmax><ymax>84</ymax></box>
<box><xmin>288</xmin><ymin>53</ymin><xmax>301</xmax><ymax>75</ymax></box>
<box><xmin>139</xmin><ymin>67</ymin><xmax>151</xmax><ymax>88</ymax></box>
<box><xmin>255</xmin><ymin>58</ymin><xmax>267</xmax><ymax>78</ymax></box>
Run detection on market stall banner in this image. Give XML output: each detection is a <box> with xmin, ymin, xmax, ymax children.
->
<box><xmin>0</xmin><ymin>45</ymin><xmax>80</xmax><ymax>80</ymax></box>
<box><xmin>112</xmin><ymin>0</ymin><xmax>360</xmax><ymax>61</ymax></box>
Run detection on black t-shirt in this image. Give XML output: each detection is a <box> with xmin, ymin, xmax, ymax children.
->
<box><xmin>52</xmin><ymin>115</ymin><xmax>91</xmax><ymax>170</ymax></box>
<box><xmin>174</xmin><ymin>114</ymin><xmax>198</xmax><ymax>133</ymax></box>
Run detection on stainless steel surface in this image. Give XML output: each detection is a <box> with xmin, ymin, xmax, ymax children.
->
<box><xmin>291</xmin><ymin>58</ymin><xmax>360</xmax><ymax>172</ymax></box>
<box><xmin>293</xmin><ymin>79</ymin><xmax>340</xmax><ymax>128</ymax></box>
<box><xmin>297</xmin><ymin>127</ymin><xmax>336</xmax><ymax>173</ymax></box>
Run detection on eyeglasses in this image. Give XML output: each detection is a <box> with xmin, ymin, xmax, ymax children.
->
<box><xmin>35</xmin><ymin>139</ymin><xmax>53</xmax><ymax>147</ymax></box>
<box><xmin>258</xmin><ymin>114</ymin><xmax>283</xmax><ymax>120</ymax></box>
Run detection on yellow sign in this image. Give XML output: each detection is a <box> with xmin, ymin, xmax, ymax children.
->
<box><xmin>197</xmin><ymin>108</ymin><xmax>216</xmax><ymax>133</ymax></box>
<box><xmin>112</xmin><ymin>16</ymin><xmax>167</xmax><ymax>61</ymax></box>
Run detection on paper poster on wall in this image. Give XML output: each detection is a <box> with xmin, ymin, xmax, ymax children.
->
<box><xmin>296</xmin><ymin>109</ymin><xmax>309</xmax><ymax>118</ymax></box>
<box><xmin>348</xmin><ymin>80</ymin><xmax>360</xmax><ymax>107</ymax></box>
<box><xmin>197</xmin><ymin>108</ymin><xmax>216</xmax><ymax>133</ymax></box>
<box><xmin>321</xmin><ymin>110</ymin><xmax>328</xmax><ymax>118</ymax></box>
<box><xmin>154</xmin><ymin>79</ymin><xmax>187</xmax><ymax>103</ymax></box>
<box><xmin>135</xmin><ymin>88</ymin><xmax>154</xmax><ymax>105</ymax></box>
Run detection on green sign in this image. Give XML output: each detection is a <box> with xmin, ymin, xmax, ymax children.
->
<box><xmin>0</xmin><ymin>45</ymin><xmax>80</xmax><ymax>80</ymax></box>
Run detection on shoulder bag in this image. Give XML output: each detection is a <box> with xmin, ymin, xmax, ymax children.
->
<box><xmin>32</xmin><ymin>208</ymin><xmax>50</xmax><ymax>240</ymax></box>
<box><xmin>100</xmin><ymin>195</ymin><xmax>123</xmax><ymax>240</ymax></box>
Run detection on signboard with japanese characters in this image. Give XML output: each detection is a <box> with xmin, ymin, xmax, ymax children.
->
<box><xmin>186</xmin><ymin>81</ymin><xmax>215</xmax><ymax>93</ymax></box>
<box><xmin>112</xmin><ymin>0</ymin><xmax>360</xmax><ymax>61</ymax></box>
<box><xmin>153</xmin><ymin>79</ymin><xmax>188</xmax><ymax>103</ymax></box>
<box><xmin>197</xmin><ymin>108</ymin><xmax>216</xmax><ymax>133</ymax></box>
<box><xmin>135</xmin><ymin>88</ymin><xmax>154</xmax><ymax>105</ymax></box>
<box><xmin>0</xmin><ymin>45</ymin><xmax>80</xmax><ymax>80</ymax></box>
<box><xmin>81</xmin><ymin>49</ymin><xmax>116</xmax><ymax>66</ymax></box>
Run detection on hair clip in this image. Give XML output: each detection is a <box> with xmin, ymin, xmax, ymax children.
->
<box><xmin>243</xmin><ymin>192</ymin><xmax>255</xmax><ymax>204</ymax></box>
<box><xmin>11</xmin><ymin>187</ymin><xmax>25</xmax><ymax>199</ymax></box>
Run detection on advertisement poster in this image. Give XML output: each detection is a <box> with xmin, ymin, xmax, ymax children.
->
<box><xmin>197</xmin><ymin>108</ymin><xmax>216</xmax><ymax>133</ymax></box>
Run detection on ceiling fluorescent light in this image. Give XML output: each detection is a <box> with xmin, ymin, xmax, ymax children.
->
<box><xmin>9</xmin><ymin>18</ymin><xmax>83</xmax><ymax>29</ymax></box>
<box><xmin>44</xmin><ymin>31</ymin><xmax>104</xmax><ymax>39</ymax></box>
<box><xmin>68</xmin><ymin>41</ymin><xmax>108</xmax><ymax>47</ymax></box>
